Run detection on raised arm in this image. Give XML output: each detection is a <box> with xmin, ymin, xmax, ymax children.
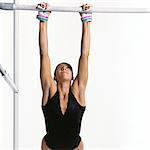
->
<box><xmin>39</xmin><ymin>21</ymin><xmax>53</xmax><ymax>90</ymax></box>
<box><xmin>37</xmin><ymin>3</ymin><xmax>55</xmax><ymax>104</ymax></box>
<box><xmin>76</xmin><ymin>23</ymin><xmax>90</xmax><ymax>88</ymax></box>
<box><xmin>73</xmin><ymin>4</ymin><xmax>92</xmax><ymax>91</ymax></box>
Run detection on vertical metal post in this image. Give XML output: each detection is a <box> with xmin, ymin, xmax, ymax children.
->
<box><xmin>13</xmin><ymin>0</ymin><xmax>19</xmax><ymax>150</ymax></box>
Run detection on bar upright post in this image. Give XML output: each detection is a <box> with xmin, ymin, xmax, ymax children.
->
<box><xmin>13</xmin><ymin>0</ymin><xmax>19</xmax><ymax>150</ymax></box>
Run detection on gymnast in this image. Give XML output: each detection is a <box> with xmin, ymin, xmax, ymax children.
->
<box><xmin>36</xmin><ymin>2</ymin><xmax>92</xmax><ymax>150</ymax></box>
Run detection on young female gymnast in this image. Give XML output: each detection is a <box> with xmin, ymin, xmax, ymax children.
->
<box><xmin>36</xmin><ymin>2</ymin><xmax>92</xmax><ymax>150</ymax></box>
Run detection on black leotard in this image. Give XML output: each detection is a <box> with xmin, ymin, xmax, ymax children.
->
<box><xmin>42</xmin><ymin>88</ymin><xmax>86</xmax><ymax>150</ymax></box>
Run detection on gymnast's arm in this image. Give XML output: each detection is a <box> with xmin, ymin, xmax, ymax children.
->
<box><xmin>39</xmin><ymin>21</ymin><xmax>54</xmax><ymax>102</ymax></box>
<box><xmin>73</xmin><ymin>4</ymin><xmax>92</xmax><ymax>94</ymax></box>
<box><xmin>72</xmin><ymin>21</ymin><xmax>90</xmax><ymax>95</ymax></box>
<box><xmin>78</xmin><ymin>22</ymin><xmax>90</xmax><ymax>87</ymax></box>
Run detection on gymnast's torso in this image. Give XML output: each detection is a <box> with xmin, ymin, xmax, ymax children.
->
<box><xmin>41</xmin><ymin>83</ymin><xmax>86</xmax><ymax>150</ymax></box>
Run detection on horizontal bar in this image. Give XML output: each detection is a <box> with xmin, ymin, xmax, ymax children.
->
<box><xmin>0</xmin><ymin>64</ymin><xmax>18</xmax><ymax>93</ymax></box>
<box><xmin>0</xmin><ymin>3</ymin><xmax>150</xmax><ymax>13</ymax></box>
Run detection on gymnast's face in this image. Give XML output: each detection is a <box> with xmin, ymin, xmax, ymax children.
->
<box><xmin>55</xmin><ymin>64</ymin><xmax>73</xmax><ymax>82</ymax></box>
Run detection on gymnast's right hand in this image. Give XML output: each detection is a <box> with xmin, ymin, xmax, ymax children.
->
<box><xmin>36</xmin><ymin>2</ymin><xmax>51</xmax><ymax>22</ymax></box>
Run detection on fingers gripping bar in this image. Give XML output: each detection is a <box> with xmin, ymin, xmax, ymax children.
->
<box><xmin>1</xmin><ymin>2</ymin><xmax>150</xmax><ymax>13</ymax></box>
<box><xmin>0</xmin><ymin>3</ymin><xmax>92</xmax><ymax>13</ymax></box>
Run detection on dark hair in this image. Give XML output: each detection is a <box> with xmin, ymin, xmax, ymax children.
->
<box><xmin>54</xmin><ymin>62</ymin><xmax>74</xmax><ymax>81</ymax></box>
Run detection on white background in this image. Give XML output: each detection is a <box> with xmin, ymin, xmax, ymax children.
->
<box><xmin>1</xmin><ymin>0</ymin><xmax>150</xmax><ymax>150</ymax></box>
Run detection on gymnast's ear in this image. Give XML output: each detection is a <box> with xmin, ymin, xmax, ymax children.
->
<box><xmin>54</xmin><ymin>76</ymin><xmax>56</xmax><ymax>81</ymax></box>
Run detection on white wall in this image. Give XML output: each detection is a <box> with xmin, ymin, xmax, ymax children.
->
<box><xmin>0</xmin><ymin>3</ymin><xmax>14</xmax><ymax>149</ymax></box>
<box><xmin>1</xmin><ymin>0</ymin><xmax>150</xmax><ymax>150</ymax></box>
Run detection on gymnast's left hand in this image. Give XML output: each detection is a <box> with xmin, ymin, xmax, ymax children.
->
<box><xmin>79</xmin><ymin>4</ymin><xmax>93</xmax><ymax>23</ymax></box>
<box><xmin>36</xmin><ymin>2</ymin><xmax>51</xmax><ymax>22</ymax></box>
<box><xmin>79</xmin><ymin>4</ymin><xmax>92</xmax><ymax>15</ymax></box>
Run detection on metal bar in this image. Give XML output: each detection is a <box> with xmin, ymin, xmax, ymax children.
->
<box><xmin>0</xmin><ymin>64</ymin><xmax>18</xmax><ymax>93</ymax></box>
<box><xmin>1</xmin><ymin>2</ymin><xmax>150</xmax><ymax>13</ymax></box>
<box><xmin>13</xmin><ymin>0</ymin><xmax>19</xmax><ymax>150</ymax></box>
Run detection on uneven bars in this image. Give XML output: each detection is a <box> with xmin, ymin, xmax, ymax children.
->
<box><xmin>0</xmin><ymin>2</ymin><xmax>150</xmax><ymax>13</ymax></box>
<box><xmin>0</xmin><ymin>64</ymin><xmax>18</xmax><ymax>93</ymax></box>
